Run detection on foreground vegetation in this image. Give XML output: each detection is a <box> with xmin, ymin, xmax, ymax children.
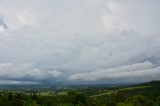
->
<box><xmin>0</xmin><ymin>81</ymin><xmax>160</xmax><ymax>106</ymax></box>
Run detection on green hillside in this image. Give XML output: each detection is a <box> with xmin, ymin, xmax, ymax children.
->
<box><xmin>0</xmin><ymin>81</ymin><xmax>160</xmax><ymax>106</ymax></box>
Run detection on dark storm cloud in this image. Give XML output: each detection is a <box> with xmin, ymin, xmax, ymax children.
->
<box><xmin>0</xmin><ymin>0</ymin><xmax>160</xmax><ymax>84</ymax></box>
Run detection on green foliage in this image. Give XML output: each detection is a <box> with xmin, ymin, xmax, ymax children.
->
<box><xmin>129</xmin><ymin>95</ymin><xmax>154</xmax><ymax>106</ymax></box>
<box><xmin>0</xmin><ymin>81</ymin><xmax>159</xmax><ymax>106</ymax></box>
<box><xmin>8</xmin><ymin>92</ymin><xmax>12</xmax><ymax>101</ymax></box>
<box><xmin>117</xmin><ymin>103</ymin><xmax>133</xmax><ymax>106</ymax></box>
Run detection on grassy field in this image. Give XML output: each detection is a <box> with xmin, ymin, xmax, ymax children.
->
<box><xmin>0</xmin><ymin>81</ymin><xmax>159</xmax><ymax>106</ymax></box>
<box><xmin>90</xmin><ymin>85</ymin><xmax>151</xmax><ymax>97</ymax></box>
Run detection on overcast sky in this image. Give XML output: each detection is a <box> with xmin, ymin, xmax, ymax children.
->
<box><xmin>0</xmin><ymin>0</ymin><xmax>160</xmax><ymax>85</ymax></box>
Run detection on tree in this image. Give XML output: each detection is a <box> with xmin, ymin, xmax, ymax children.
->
<box><xmin>129</xmin><ymin>95</ymin><xmax>154</xmax><ymax>106</ymax></box>
<box><xmin>8</xmin><ymin>92</ymin><xmax>13</xmax><ymax>101</ymax></box>
<box><xmin>117</xmin><ymin>103</ymin><xmax>133</xmax><ymax>106</ymax></box>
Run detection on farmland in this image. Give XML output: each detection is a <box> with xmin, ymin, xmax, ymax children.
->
<box><xmin>0</xmin><ymin>81</ymin><xmax>160</xmax><ymax>106</ymax></box>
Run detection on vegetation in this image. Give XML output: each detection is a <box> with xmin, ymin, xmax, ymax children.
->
<box><xmin>0</xmin><ymin>81</ymin><xmax>159</xmax><ymax>106</ymax></box>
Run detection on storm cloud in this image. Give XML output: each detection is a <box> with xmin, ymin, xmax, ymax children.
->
<box><xmin>70</xmin><ymin>61</ymin><xmax>160</xmax><ymax>82</ymax></box>
<box><xmin>0</xmin><ymin>0</ymin><xmax>160</xmax><ymax>84</ymax></box>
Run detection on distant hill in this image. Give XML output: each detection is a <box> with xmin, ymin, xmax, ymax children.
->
<box><xmin>138</xmin><ymin>80</ymin><xmax>160</xmax><ymax>86</ymax></box>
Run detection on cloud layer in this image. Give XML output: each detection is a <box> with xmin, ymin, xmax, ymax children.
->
<box><xmin>70</xmin><ymin>61</ymin><xmax>160</xmax><ymax>83</ymax></box>
<box><xmin>0</xmin><ymin>63</ymin><xmax>63</xmax><ymax>80</ymax></box>
<box><xmin>0</xmin><ymin>0</ymin><xmax>160</xmax><ymax>84</ymax></box>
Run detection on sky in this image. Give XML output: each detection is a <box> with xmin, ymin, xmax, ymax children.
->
<box><xmin>0</xmin><ymin>0</ymin><xmax>160</xmax><ymax>85</ymax></box>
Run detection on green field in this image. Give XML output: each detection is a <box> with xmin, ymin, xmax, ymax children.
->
<box><xmin>0</xmin><ymin>81</ymin><xmax>160</xmax><ymax>106</ymax></box>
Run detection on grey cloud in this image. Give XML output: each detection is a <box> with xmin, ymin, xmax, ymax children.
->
<box><xmin>60</xmin><ymin>31</ymin><xmax>160</xmax><ymax>73</ymax></box>
<box><xmin>69</xmin><ymin>61</ymin><xmax>160</xmax><ymax>82</ymax></box>
<box><xmin>0</xmin><ymin>63</ymin><xmax>63</xmax><ymax>82</ymax></box>
<box><xmin>0</xmin><ymin>0</ymin><xmax>159</xmax><ymax>84</ymax></box>
<box><xmin>103</xmin><ymin>0</ymin><xmax>160</xmax><ymax>35</ymax></box>
<box><xmin>0</xmin><ymin>80</ymin><xmax>40</xmax><ymax>85</ymax></box>
<box><xmin>0</xmin><ymin>17</ymin><xmax>8</xmax><ymax>29</ymax></box>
